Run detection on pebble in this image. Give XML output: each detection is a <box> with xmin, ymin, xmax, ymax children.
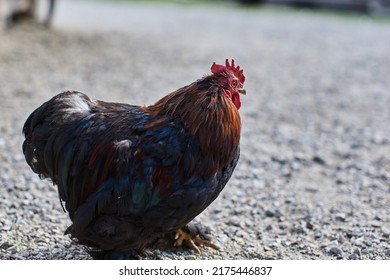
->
<box><xmin>264</xmin><ymin>251</ymin><xmax>276</xmax><ymax>260</ymax></box>
<box><xmin>335</xmin><ymin>213</ymin><xmax>347</xmax><ymax>222</ymax></box>
<box><xmin>353</xmin><ymin>237</ymin><xmax>364</xmax><ymax>247</ymax></box>
<box><xmin>348</xmin><ymin>253</ymin><xmax>359</xmax><ymax>260</ymax></box>
<box><xmin>312</xmin><ymin>155</ymin><xmax>326</xmax><ymax>165</ymax></box>
<box><xmin>382</xmin><ymin>230</ymin><xmax>390</xmax><ymax>239</ymax></box>
<box><xmin>229</xmin><ymin>216</ymin><xmax>241</xmax><ymax>227</ymax></box>
<box><xmin>328</xmin><ymin>247</ymin><xmax>342</xmax><ymax>255</ymax></box>
<box><xmin>0</xmin><ymin>242</ymin><xmax>11</xmax><ymax>250</ymax></box>
<box><xmin>265</xmin><ymin>209</ymin><xmax>282</xmax><ymax>218</ymax></box>
<box><xmin>361</xmin><ymin>248</ymin><xmax>371</xmax><ymax>255</ymax></box>
<box><xmin>305</xmin><ymin>221</ymin><xmax>315</xmax><ymax>230</ymax></box>
<box><xmin>353</xmin><ymin>248</ymin><xmax>361</xmax><ymax>257</ymax></box>
<box><xmin>284</xmin><ymin>196</ymin><xmax>295</xmax><ymax>204</ymax></box>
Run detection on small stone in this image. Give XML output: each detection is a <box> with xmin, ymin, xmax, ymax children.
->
<box><xmin>328</xmin><ymin>247</ymin><xmax>343</xmax><ymax>256</ymax></box>
<box><xmin>304</xmin><ymin>187</ymin><xmax>318</xmax><ymax>193</ymax></box>
<box><xmin>348</xmin><ymin>253</ymin><xmax>359</xmax><ymax>260</ymax></box>
<box><xmin>162</xmin><ymin>251</ymin><xmax>175</xmax><ymax>258</ymax></box>
<box><xmin>372</xmin><ymin>239</ymin><xmax>380</xmax><ymax>245</ymax></box>
<box><xmin>314</xmin><ymin>231</ymin><xmax>322</xmax><ymax>239</ymax></box>
<box><xmin>361</xmin><ymin>248</ymin><xmax>371</xmax><ymax>255</ymax></box>
<box><xmin>291</xmin><ymin>161</ymin><xmax>300</xmax><ymax>171</ymax></box>
<box><xmin>320</xmin><ymin>243</ymin><xmax>328</xmax><ymax>249</ymax></box>
<box><xmin>217</xmin><ymin>234</ymin><xmax>229</xmax><ymax>245</ymax></box>
<box><xmin>264</xmin><ymin>251</ymin><xmax>275</xmax><ymax>260</ymax></box>
<box><xmin>335</xmin><ymin>213</ymin><xmax>346</xmax><ymax>222</ymax></box>
<box><xmin>364</xmin><ymin>239</ymin><xmax>372</xmax><ymax>247</ymax></box>
<box><xmin>281</xmin><ymin>167</ymin><xmax>292</xmax><ymax>177</ymax></box>
<box><xmin>347</xmin><ymin>229</ymin><xmax>363</xmax><ymax>238</ymax></box>
<box><xmin>313</xmin><ymin>155</ymin><xmax>326</xmax><ymax>165</ymax></box>
<box><xmin>353</xmin><ymin>237</ymin><xmax>364</xmax><ymax>247</ymax></box>
<box><xmin>229</xmin><ymin>216</ymin><xmax>241</xmax><ymax>227</ymax></box>
<box><xmin>0</xmin><ymin>242</ymin><xmax>11</xmax><ymax>250</ymax></box>
<box><xmin>23</xmin><ymin>192</ymin><xmax>34</xmax><ymax>201</ymax></box>
<box><xmin>284</xmin><ymin>196</ymin><xmax>295</xmax><ymax>204</ymax></box>
<box><xmin>6</xmin><ymin>245</ymin><xmax>18</xmax><ymax>254</ymax></box>
<box><xmin>382</xmin><ymin>230</ymin><xmax>390</xmax><ymax>239</ymax></box>
<box><xmin>306</xmin><ymin>221</ymin><xmax>315</xmax><ymax>230</ymax></box>
<box><xmin>353</xmin><ymin>248</ymin><xmax>361</xmax><ymax>257</ymax></box>
<box><xmin>265</xmin><ymin>209</ymin><xmax>282</xmax><ymax>218</ymax></box>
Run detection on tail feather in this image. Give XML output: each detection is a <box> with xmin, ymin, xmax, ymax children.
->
<box><xmin>22</xmin><ymin>91</ymin><xmax>93</xmax><ymax>214</ymax></box>
<box><xmin>22</xmin><ymin>91</ymin><xmax>138</xmax><ymax>220</ymax></box>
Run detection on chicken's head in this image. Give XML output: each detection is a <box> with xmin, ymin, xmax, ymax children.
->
<box><xmin>211</xmin><ymin>59</ymin><xmax>246</xmax><ymax>110</ymax></box>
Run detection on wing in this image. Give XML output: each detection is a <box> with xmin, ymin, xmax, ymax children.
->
<box><xmin>70</xmin><ymin>113</ymin><xmax>197</xmax><ymax>233</ymax></box>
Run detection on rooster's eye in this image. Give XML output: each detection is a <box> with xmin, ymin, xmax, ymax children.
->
<box><xmin>231</xmin><ymin>80</ymin><xmax>238</xmax><ymax>88</ymax></box>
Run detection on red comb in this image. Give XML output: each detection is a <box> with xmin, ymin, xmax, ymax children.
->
<box><xmin>211</xmin><ymin>59</ymin><xmax>245</xmax><ymax>84</ymax></box>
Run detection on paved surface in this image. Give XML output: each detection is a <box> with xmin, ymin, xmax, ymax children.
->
<box><xmin>0</xmin><ymin>0</ymin><xmax>389</xmax><ymax>259</ymax></box>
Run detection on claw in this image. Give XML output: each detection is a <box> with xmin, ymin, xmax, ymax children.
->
<box><xmin>173</xmin><ymin>229</ymin><xmax>221</xmax><ymax>255</ymax></box>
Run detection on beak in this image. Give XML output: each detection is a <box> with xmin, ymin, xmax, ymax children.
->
<box><xmin>238</xmin><ymin>89</ymin><xmax>246</xmax><ymax>95</ymax></box>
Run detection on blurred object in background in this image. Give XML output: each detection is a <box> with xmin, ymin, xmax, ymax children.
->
<box><xmin>235</xmin><ymin>0</ymin><xmax>390</xmax><ymax>15</ymax></box>
<box><xmin>0</xmin><ymin>0</ymin><xmax>56</xmax><ymax>28</ymax></box>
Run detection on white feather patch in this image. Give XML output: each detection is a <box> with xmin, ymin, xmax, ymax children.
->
<box><xmin>63</xmin><ymin>94</ymin><xmax>91</xmax><ymax>114</ymax></box>
<box><xmin>113</xmin><ymin>139</ymin><xmax>133</xmax><ymax>150</ymax></box>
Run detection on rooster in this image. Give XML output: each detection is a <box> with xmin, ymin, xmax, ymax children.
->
<box><xmin>23</xmin><ymin>59</ymin><xmax>246</xmax><ymax>259</ymax></box>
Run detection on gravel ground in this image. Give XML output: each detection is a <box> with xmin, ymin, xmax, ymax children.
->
<box><xmin>1</xmin><ymin>0</ymin><xmax>390</xmax><ymax>260</ymax></box>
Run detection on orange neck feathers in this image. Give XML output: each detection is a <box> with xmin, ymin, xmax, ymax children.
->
<box><xmin>145</xmin><ymin>76</ymin><xmax>241</xmax><ymax>176</ymax></box>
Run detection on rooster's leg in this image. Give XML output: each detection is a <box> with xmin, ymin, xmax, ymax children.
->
<box><xmin>173</xmin><ymin>222</ymin><xmax>220</xmax><ymax>254</ymax></box>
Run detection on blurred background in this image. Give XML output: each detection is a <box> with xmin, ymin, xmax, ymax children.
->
<box><xmin>0</xmin><ymin>0</ymin><xmax>389</xmax><ymax>260</ymax></box>
<box><xmin>2</xmin><ymin>0</ymin><xmax>390</xmax><ymax>29</ymax></box>
<box><xmin>236</xmin><ymin>0</ymin><xmax>390</xmax><ymax>15</ymax></box>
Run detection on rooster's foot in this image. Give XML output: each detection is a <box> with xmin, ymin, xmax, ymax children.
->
<box><xmin>173</xmin><ymin>222</ymin><xmax>220</xmax><ymax>254</ymax></box>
